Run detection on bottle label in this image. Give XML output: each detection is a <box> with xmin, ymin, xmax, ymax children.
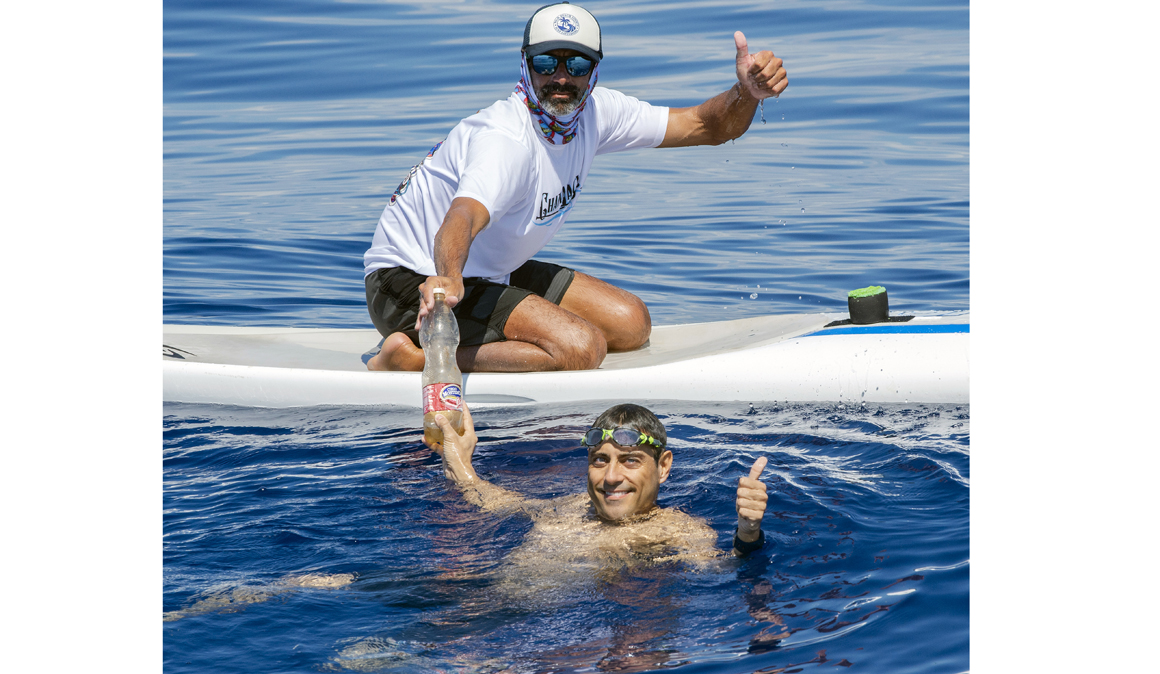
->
<box><xmin>422</xmin><ymin>383</ymin><xmax>462</xmax><ymax>414</ymax></box>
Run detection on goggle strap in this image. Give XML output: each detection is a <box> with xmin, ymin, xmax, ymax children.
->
<box><xmin>581</xmin><ymin>427</ymin><xmax>664</xmax><ymax>449</ymax></box>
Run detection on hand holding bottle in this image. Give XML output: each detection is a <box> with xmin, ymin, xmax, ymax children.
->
<box><xmin>419</xmin><ymin>288</ymin><xmax>463</xmax><ymax>448</ymax></box>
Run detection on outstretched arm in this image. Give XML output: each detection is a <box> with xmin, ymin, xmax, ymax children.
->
<box><xmin>431</xmin><ymin>404</ymin><xmax>527</xmax><ymax>513</ymax></box>
<box><xmin>415</xmin><ymin>196</ymin><xmax>491</xmax><ymax>329</ymax></box>
<box><xmin>734</xmin><ymin>456</ymin><xmax>770</xmax><ymax>555</ymax></box>
<box><xmin>659</xmin><ymin>31</ymin><xmax>788</xmax><ymax>148</ymax></box>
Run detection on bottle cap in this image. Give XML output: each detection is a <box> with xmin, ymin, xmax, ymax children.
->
<box><xmin>432</xmin><ymin>287</ymin><xmax>446</xmax><ymax>294</ymax></box>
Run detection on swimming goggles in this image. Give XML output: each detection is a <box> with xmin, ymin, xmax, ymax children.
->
<box><xmin>581</xmin><ymin>427</ymin><xmax>665</xmax><ymax>450</ymax></box>
<box><xmin>529</xmin><ymin>53</ymin><xmax>595</xmax><ymax>77</ymax></box>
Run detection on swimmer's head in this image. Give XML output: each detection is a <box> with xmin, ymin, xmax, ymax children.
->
<box><xmin>585</xmin><ymin>404</ymin><xmax>672</xmax><ymax>521</ymax></box>
<box><xmin>589</xmin><ymin>404</ymin><xmax>668</xmax><ymax>460</ymax></box>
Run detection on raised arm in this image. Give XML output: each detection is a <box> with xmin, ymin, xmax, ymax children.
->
<box><xmin>734</xmin><ymin>456</ymin><xmax>770</xmax><ymax>555</ymax></box>
<box><xmin>659</xmin><ymin>31</ymin><xmax>788</xmax><ymax>148</ymax></box>
<box><xmin>415</xmin><ymin>196</ymin><xmax>491</xmax><ymax>328</ymax></box>
<box><xmin>431</xmin><ymin>404</ymin><xmax>527</xmax><ymax>513</ymax></box>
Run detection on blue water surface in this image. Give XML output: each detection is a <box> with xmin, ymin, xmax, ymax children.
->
<box><xmin>164</xmin><ymin>0</ymin><xmax>968</xmax><ymax>326</ymax></box>
<box><xmin>164</xmin><ymin>0</ymin><xmax>969</xmax><ymax>671</ymax></box>
<box><xmin>164</xmin><ymin>402</ymin><xmax>969</xmax><ymax>673</ymax></box>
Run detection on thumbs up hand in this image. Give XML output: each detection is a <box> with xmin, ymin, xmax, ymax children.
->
<box><xmin>734</xmin><ymin>31</ymin><xmax>788</xmax><ymax>100</ymax></box>
<box><xmin>736</xmin><ymin>455</ymin><xmax>769</xmax><ymax>542</ymax></box>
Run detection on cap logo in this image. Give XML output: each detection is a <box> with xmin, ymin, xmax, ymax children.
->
<box><xmin>553</xmin><ymin>13</ymin><xmax>579</xmax><ymax>35</ymax></box>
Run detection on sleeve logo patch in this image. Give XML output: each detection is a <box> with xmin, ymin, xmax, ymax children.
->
<box><xmin>389</xmin><ymin>140</ymin><xmax>445</xmax><ymax>206</ymax></box>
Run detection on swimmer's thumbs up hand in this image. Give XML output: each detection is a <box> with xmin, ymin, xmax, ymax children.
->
<box><xmin>736</xmin><ymin>456</ymin><xmax>769</xmax><ymax>540</ymax></box>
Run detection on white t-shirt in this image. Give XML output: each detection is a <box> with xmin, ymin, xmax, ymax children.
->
<box><xmin>363</xmin><ymin>87</ymin><xmax>669</xmax><ymax>283</ymax></box>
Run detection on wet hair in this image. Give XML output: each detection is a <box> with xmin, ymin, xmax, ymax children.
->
<box><xmin>590</xmin><ymin>403</ymin><xmax>668</xmax><ymax>460</ymax></box>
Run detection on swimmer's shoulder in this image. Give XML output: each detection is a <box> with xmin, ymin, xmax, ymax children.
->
<box><xmin>645</xmin><ymin>508</ymin><xmax>721</xmax><ymax>555</ymax></box>
<box><xmin>528</xmin><ymin>493</ymin><xmax>589</xmax><ymax>521</ymax></box>
<box><xmin>652</xmin><ymin>506</ymin><xmax>713</xmax><ymax>530</ymax></box>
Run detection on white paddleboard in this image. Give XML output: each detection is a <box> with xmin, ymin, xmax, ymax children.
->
<box><xmin>163</xmin><ymin>311</ymin><xmax>968</xmax><ymax>408</ymax></box>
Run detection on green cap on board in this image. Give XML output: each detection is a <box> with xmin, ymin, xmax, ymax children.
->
<box><xmin>848</xmin><ymin>285</ymin><xmax>886</xmax><ymax>299</ymax></box>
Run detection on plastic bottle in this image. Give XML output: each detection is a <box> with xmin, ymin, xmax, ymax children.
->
<box><xmin>419</xmin><ymin>288</ymin><xmax>463</xmax><ymax>447</ymax></box>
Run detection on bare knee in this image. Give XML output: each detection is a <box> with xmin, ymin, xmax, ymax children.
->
<box><xmin>558</xmin><ymin>273</ymin><xmax>652</xmax><ymax>351</ymax></box>
<box><xmin>604</xmin><ymin>295</ymin><xmax>651</xmax><ymax>351</ymax></box>
<box><xmin>549</xmin><ymin>319</ymin><xmax>607</xmax><ymax>370</ymax></box>
<box><xmin>564</xmin><ymin>320</ymin><xmax>608</xmax><ymax>370</ymax></box>
<box><xmin>502</xmin><ymin>294</ymin><xmax>609</xmax><ymax>371</ymax></box>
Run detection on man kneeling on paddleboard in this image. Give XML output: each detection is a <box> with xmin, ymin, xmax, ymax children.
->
<box><xmin>430</xmin><ymin>402</ymin><xmax>771</xmax><ymax>559</ymax></box>
<box><xmin>364</xmin><ymin>2</ymin><xmax>788</xmax><ymax>372</ymax></box>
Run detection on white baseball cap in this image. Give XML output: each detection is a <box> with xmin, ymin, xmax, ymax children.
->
<box><xmin>522</xmin><ymin>2</ymin><xmax>602</xmax><ymax>63</ymax></box>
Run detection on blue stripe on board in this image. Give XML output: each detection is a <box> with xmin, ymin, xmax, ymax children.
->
<box><xmin>807</xmin><ymin>324</ymin><xmax>969</xmax><ymax>336</ymax></box>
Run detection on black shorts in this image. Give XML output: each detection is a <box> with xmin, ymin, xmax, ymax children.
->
<box><xmin>365</xmin><ymin>260</ymin><xmax>576</xmax><ymax>347</ymax></box>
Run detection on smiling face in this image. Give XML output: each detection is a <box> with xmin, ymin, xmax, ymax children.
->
<box><xmin>586</xmin><ymin>440</ymin><xmax>673</xmax><ymax>522</ymax></box>
<box><xmin>527</xmin><ymin>48</ymin><xmax>593</xmax><ymax>116</ymax></box>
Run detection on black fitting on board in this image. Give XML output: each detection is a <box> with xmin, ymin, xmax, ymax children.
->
<box><xmin>848</xmin><ymin>286</ymin><xmax>889</xmax><ymax>324</ymax></box>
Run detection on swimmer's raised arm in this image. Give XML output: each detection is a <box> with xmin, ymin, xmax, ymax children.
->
<box><xmin>433</xmin><ymin>405</ymin><xmax>526</xmax><ymax>512</ymax></box>
<box><xmin>733</xmin><ymin>456</ymin><xmax>769</xmax><ymax>556</ymax></box>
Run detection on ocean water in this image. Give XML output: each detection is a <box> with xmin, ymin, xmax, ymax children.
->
<box><xmin>163</xmin><ymin>0</ymin><xmax>968</xmax><ymax>326</ymax></box>
<box><xmin>164</xmin><ymin>401</ymin><xmax>969</xmax><ymax>673</ymax></box>
<box><xmin>163</xmin><ymin>0</ymin><xmax>968</xmax><ymax>671</ymax></box>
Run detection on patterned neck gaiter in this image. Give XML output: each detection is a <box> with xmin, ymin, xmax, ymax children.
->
<box><xmin>514</xmin><ymin>55</ymin><xmax>599</xmax><ymax>145</ymax></box>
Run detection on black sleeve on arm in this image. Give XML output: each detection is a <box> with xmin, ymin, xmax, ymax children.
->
<box><xmin>733</xmin><ymin>528</ymin><xmax>766</xmax><ymax>556</ymax></box>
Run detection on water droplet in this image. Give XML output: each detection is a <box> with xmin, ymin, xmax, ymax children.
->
<box><xmin>798</xmin><ymin>200</ymin><xmax>802</xmax><ymax>204</ymax></box>
<box><xmin>781</xmin><ymin>142</ymin><xmax>788</xmax><ymax>147</ymax></box>
<box><xmin>725</xmin><ymin>159</ymin><xmax>729</xmax><ymax>162</ymax></box>
<box><xmin>750</xmin><ymin>293</ymin><xmax>758</xmax><ymax>299</ymax></box>
<box><xmin>798</xmin><ymin>296</ymin><xmax>802</xmax><ymax>300</ymax></box>
<box><xmin>790</xmin><ymin>166</ymin><xmax>795</xmax><ymax>170</ymax></box>
<box><xmin>801</xmin><ymin>207</ymin><xmax>805</xmax><ymax>213</ymax></box>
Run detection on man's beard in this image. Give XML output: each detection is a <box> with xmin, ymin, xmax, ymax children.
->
<box><xmin>538</xmin><ymin>83</ymin><xmax>582</xmax><ymax>116</ymax></box>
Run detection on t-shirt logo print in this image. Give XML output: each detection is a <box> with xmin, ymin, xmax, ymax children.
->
<box><xmin>537</xmin><ymin>175</ymin><xmax>582</xmax><ymax>225</ymax></box>
<box><xmin>553</xmin><ymin>14</ymin><xmax>579</xmax><ymax>35</ymax></box>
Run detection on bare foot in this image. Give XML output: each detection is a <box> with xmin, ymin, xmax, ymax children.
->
<box><xmin>367</xmin><ymin>332</ymin><xmax>424</xmax><ymax>371</ymax></box>
<box><xmin>281</xmin><ymin>572</ymin><xmax>356</xmax><ymax>588</ymax></box>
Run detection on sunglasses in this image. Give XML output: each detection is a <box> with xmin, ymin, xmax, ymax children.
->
<box><xmin>581</xmin><ymin>427</ymin><xmax>665</xmax><ymax>450</ymax></box>
<box><xmin>529</xmin><ymin>53</ymin><xmax>595</xmax><ymax>77</ymax></box>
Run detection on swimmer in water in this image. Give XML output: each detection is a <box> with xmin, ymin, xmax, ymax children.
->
<box><xmin>430</xmin><ymin>402</ymin><xmax>770</xmax><ymax>562</ymax></box>
<box><xmin>163</xmin><ymin>573</ymin><xmax>356</xmax><ymax>622</ymax></box>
